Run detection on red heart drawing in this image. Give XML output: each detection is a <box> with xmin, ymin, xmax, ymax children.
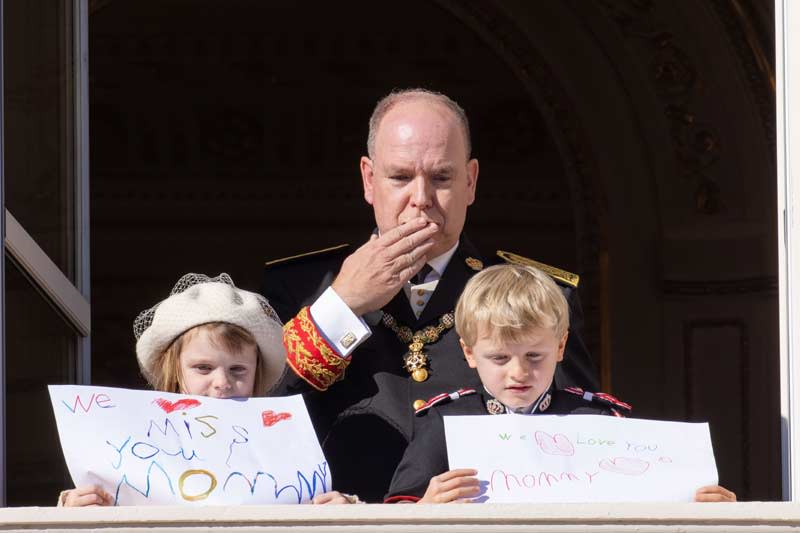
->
<box><xmin>599</xmin><ymin>457</ymin><xmax>650</xmax><ymax>476</ymax></box>
<box><xmin>262</xmin><ymin>410</ymin><xmax>292</xmax><ymax>427</ymax></box>
<box><xmin>154</xmin><ymin>398</ymin><xmax>201</xmax><ymax>413</ymax></box>
<box><xmin>534</xmin><ymin>431</ymin><xmax>575</xmax><ymax>456</ymax></box>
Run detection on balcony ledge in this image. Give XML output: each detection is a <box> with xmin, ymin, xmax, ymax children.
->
<box><xmin>0</xmin><ymin>502</ymin><xmax>797</xmax><ymax>532</ymax></box>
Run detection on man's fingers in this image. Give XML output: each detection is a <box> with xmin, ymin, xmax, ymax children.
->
<box><xmin>381</xmin><ymin>218</ymin><xmax>430</xmax><ymax>247</ymax></box>
<box><xmin>397</xmin><ymin>251</ymin><xmax>432</xmax><ymax>283</ymax></box>
<box><xmin>385</xmin><ymin>223</ymin><xmax>439</xmax><ymax>257</ymax></box>
<box><xmin>331</xmin><ymin>218</ymin><xmax>439</xmax><ymax>315</ymax></box>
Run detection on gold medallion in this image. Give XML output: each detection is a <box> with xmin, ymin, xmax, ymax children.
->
<box><xmin>465</xmin><ymin>257</ymin><xmax>484</xmax><ymax>271</ymax></box>
<box><xmin>383</xmin><ymin>310</ymin><xmax>455</xmax><ymax>383</ymax></box>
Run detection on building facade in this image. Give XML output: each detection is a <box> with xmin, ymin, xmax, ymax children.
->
<box><xmin>0</xmin><ymin>0</ymin><xmax>787</xmax><ymax>509</ymax></box>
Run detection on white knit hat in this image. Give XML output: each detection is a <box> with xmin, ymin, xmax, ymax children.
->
<box><xmin>134</xmin><ymin>273</ymin><xmax>286</xmax><ymax>393</ymax></box>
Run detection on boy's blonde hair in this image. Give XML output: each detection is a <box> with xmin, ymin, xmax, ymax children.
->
<box><xmin>455</xmin><ymin>264</ymin><xmax>569</xmax><ymax>347</ymax></box>
<box><xmin>151</xmin><ymin>322</ymin><xmax>272</xmax><ymax>396</ymax></box>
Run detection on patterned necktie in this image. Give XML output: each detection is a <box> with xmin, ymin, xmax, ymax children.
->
<box><xmin>412</xmin><ymin>264</ymin><xmax>433</xmax><ymax>285</ymax></box>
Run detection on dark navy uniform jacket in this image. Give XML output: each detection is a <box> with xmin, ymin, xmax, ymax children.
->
<box><xmin>385</xmin><ymin>386</ymin><xmax>625</xmax><ymax>502</ymax></box>
<box><xmin>262</xmin><ymin>236</ymin><xmax>598</xmax><ymax>502</ymax></box>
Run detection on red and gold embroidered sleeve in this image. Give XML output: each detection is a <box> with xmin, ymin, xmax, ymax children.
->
<box><xmin>283</xmin><ymin>307</ymin><xmax>350</xmax><ymax>391</ymax></box>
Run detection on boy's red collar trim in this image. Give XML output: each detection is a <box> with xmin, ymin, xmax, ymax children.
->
<box><xmin>564</xmin><ymin>386</ymin><xmax>633</xmax><ymax>414</ymax></box>
<box><xmin>413</xmin><ymin>388</ymin><xmax>477</xmax><ymax>416</ymax></box>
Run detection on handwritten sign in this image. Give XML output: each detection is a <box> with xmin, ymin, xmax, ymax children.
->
<box><xmin>444</xmin><ymin>414</ymin><xmax>718</xmax><ymax>502</ymax></box>
<box><xmin>48</xmin><ymin>385</ymin><xmax>329</xmax><ymax>505</ymax></box>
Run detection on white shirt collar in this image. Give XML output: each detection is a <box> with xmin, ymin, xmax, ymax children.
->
<box><xmin>427</xmin><ymin>240</ymin><xmax>459</xmax><ymax>278</ymax></box>
<box><xmin>485</xmin><ymin>380</ymin><xmax>554</xmax><ymax>415</ymax></box>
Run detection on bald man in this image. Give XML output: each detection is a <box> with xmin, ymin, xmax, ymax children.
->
<box><xmin>263</xmin><ymin>89</ymin><xmax>597</xmax><ymax>501</ymax></box>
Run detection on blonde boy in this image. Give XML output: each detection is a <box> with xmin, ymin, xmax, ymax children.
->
<box><xmin>384</xmin><ymin>264</ymin><xmax>735</xmax><ymax>504</ymax></box>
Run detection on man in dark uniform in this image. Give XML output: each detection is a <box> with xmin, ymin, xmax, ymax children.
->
<box><xmin>263</xmin><ymin>88</ymin><xmax>598</xmax><ymax>501</ymax></box>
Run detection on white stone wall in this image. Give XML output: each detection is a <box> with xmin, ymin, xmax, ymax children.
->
<box><xmin>0</xmin><ymin>503</ymin><xmax>799</xmax><ymax>532</ymax></box>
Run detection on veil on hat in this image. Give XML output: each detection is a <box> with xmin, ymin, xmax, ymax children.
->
<box><xmin>134</xmin><ymin>273</ymin><xmax>287</xmax><ymax>395</ymax></box>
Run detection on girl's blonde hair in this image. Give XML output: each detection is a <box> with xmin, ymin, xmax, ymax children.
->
<box><xmin>151</xmin><ymin>322</ymin><xmax>270</xmax><ymax>396</ymax></box>
<box><xmin>455</xmin><ymin>264</ymin><xmax>569</xmax><ymax>347</ymax></box>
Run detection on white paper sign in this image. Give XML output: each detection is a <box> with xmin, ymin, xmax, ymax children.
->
<box><xmin>49</xmin><ymin>385</ymin><xmax>330</xmax><ymax>505</ymax></box>
<box><xmin>444</xmin><ymin>414</ymin><xmax>718</xmax><ymax>503</ymax></box>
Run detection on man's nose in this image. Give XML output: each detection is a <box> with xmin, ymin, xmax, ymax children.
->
<box><xmin>409</xmin><ymin>176</ymin><xmax>433</xmax><ymax>209</ymax></box>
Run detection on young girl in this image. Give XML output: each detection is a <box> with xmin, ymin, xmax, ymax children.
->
<box><xmin>59</xmin><ymin>273</ymin><xmax>358</xmax><ymax>506</ymax></box>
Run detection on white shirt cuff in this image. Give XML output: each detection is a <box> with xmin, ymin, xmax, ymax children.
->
<box><xmin>309</xmin><ymin>287</ymin><xmax>372</xmax><ymax>357</ymax></box>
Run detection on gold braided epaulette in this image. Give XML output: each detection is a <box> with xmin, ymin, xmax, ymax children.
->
<box><xmin>496</xmin><ymin>250</ymin><xmax>580</xmax><ymax>288</ymax></box>
<box><xmin>265</xmin><ymin>244</ymin><xmax>349</xmax><ymax>267</ymax></box>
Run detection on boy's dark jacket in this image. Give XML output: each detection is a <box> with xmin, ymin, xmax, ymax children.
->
<box><xmin>385</xmin><ymin>385</ymin><xmax>630</xmax><ymax>503</ymax></box>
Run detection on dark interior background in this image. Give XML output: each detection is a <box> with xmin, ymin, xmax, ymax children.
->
<box><xmin>70</xmin><ymin>0</ymin><xmax>781</xmax><ymax>504</ymax></box>
<box><xmin>88</xmin><ymin>0</ymin><xmax>580</xmax><ymax>388</ymax></box>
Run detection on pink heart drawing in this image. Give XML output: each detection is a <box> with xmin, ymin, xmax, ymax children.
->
<box><xmin>599</xmin><ymin>457</ymin><xmax>650</xmax><ymax>476</ymax></box>
<box><xmin>262</xmin><ymin>410</ymin><xmax>292</xmax><ymax>427</ymax></box>
<box><xmin>153</xmin><ymin>398</ymin><xmax>201</xmax><ymax>413</ymax></box>
<box><xmin>534</xmin><ymin>430</ymin><xmax>575</xmax><ymax>456</ymax></box>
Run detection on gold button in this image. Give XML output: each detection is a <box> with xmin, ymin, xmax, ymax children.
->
<box><xmin>417</xmin><ymin>289</ymin><xmax>426</xmax><ymax>296</ymax></box>
<box><xmin>416</xmin><ymin>299</ymin><xmax>425</xmax><ymax>306</ymax></box>
<box><xmin>413</xmin><ymin>399</ymin><xmax>426</xmax><ymax>410</ymax></box>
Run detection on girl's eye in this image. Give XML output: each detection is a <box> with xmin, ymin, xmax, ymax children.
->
<box><xmin>526</xmin><ymin>353</ymin><xmax>544</xmax><ymax>361</ymax></box>
<box><xmin>230</xmin><ymin>366</ymin><xmax>248</xmax><ymax>374</ymax></box>
<box><xmin>194</xmin><ymin>365</ymin><xmax>212</xmax><ymax>372</ymax></box>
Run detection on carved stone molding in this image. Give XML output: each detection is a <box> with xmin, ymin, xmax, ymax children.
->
<box><xmin>710</xmin><ymin>0</ymin><xmax>776</xmax><ymax>156</ymax></box>
<box><xmin>596</xmin><ymin>0</ymin><xmax>725</xmax><ymax>215</ymax></box>
<box><xmin>432</xmin><ymin>0</ymin><xmax>607</xmax><ymax>373</ymax></box>
<box><xmin>433</xmin><ymin>0</ymin><xmax>605</xmax><ymax>271</ymax></box>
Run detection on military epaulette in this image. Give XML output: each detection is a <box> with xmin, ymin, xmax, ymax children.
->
<box><xmin>414</xmin><ymin>388</ymin><xmax>476</xmax><ymax>416</ymax></box>
<box><xmin>264</xmin><ymin>244</ymin><xmax>349</xmax><ymax>267</ymax></box>
<box><xmin>564</xmin><ymin>387</ymin><xmax>632</xmax><ymax>416</ymax></box>
<box><xmin>496</xmin><ymin>250</ymin><xmax>579</xmax><ymax>288</ymax></box>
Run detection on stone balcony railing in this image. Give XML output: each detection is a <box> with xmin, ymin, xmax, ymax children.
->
<box><xmin>0</xmin><ymin>502</ymin><xmax>798</xmax><ymax>532</ymax></box>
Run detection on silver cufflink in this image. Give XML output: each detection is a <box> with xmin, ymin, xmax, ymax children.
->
<box><xmin>340</xmin><ymin>332</ymin><xmax>357</xmax><ymax>349</ymax></box>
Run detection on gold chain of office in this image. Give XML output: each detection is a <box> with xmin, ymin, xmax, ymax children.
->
<box><xmin>381</xmin><ymin>310</ymin><xmax>455</xmax><ymax>382</ymax></box>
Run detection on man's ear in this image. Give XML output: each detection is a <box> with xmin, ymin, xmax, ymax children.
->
<box><xmin>556</xmin><ymin>330</ymin><xmax>569</xmax><ymax>363</ymax></box>
<box><xmin>466</xmin><ymin>158</ymin><xmax>479</xmax><ymax>206</ymax></box>
<box><xmin>460</xmin><ymin>338</ymin><xmax>478</xmax><ymax>369</ymax></box>
<box><xmin>361</xmin><ymin>156</ymin><xmax>375</xmax><ymax>205</ymax></box>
